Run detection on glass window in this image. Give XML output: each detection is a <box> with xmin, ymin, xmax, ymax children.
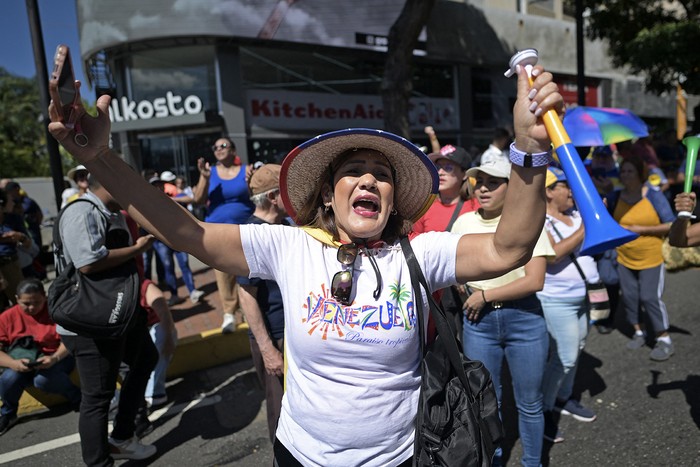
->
<box><xmin>528</xmin><ymin>0</ymin><xmax>556</xmax><ymax>18</ymax></box>
<box><xmin>127</xmin><ymin>46</ymin><xmax>217</xmax><ymax>109</ymax></box>
<box><xmin>239</xmin><ymin>45</ymin><xmax>453</xmax><ymax>98</ymax></box>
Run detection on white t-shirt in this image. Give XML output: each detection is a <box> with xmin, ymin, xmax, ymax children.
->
<box><xmin>451</xmin><ymin>211</ymin><xmax>555</xmax><ymax>290</ymax></box>
<box><xmin>240</xmin><ymin>225</ymin><xmax>460</xmax><ymax>467</ymax></box>
<box><xmin>539</xmin><ymin>212</ymin><xmax>600</xmax><ymax>298</ymax></box>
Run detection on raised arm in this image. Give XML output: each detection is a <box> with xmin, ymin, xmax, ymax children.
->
<box><xmin>48</xmin><ymin>91</ymin><xmax>250</xmax><ymax>277</ymax></box>
<box><xmin>455</xmin><ymin>65</ymin><xmax>560</xmax><ymax>283</ymax></box>
<box><xmin>192</xmin><ymin>158</ymin><xmax>211</xmax><ymax>205</ymax></box>
<box><xmin>424</xmin><ymin>126</ymin><xmax>441</xmax><ymax>153</ymax></box>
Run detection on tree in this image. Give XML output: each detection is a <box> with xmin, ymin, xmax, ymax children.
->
<box><xmin>0</xmin><ymin>68</ymin><xmax>91</xmax><ymax>180</ymax></box>
<box><xmin>581</xmin><ymin>0</ymin><xmax>700</xmax><ymax>95</ymax></box>
<box><xmin>381</xmin><ymin>0</ymin><xmax>437</xmax><ymax>138</ymax></box>
<box><xmin>0</xmin><ymin>68</ymin><xmax>52</xmax><ymax>177</ymax></box>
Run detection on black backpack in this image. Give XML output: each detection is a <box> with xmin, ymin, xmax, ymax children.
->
<box><xmin>48</xmin><ymin>198</ymin><xmax>140</xmax><ymax>339</ymax></box>
<box><xmin>400</xmin><ymin>237</ymin><xmax>503</xmax><ymax>466</ymax></box>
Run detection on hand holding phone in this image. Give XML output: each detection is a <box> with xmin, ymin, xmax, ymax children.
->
<box><xmin>48</xmin><ymin>44</ymin><xmax>87</xmax><ymax>146</ymax></box>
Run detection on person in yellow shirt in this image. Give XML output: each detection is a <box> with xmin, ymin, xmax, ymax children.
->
<box><xmin>606</xmin><ymin>156</ymin><xmax>675</xmax><ymax>361</ymax></box>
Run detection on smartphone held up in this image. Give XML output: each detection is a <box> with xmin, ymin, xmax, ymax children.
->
<box><xmin>49</xmin><ymin>44</ymin><xmax>88</xmax><ymax>146</ymax></box>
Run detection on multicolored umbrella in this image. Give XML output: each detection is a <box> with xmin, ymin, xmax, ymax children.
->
<box><xmin>562</xmin><ymin>106</ymin><xmax>649</xmax><ymax>147</ymax></box>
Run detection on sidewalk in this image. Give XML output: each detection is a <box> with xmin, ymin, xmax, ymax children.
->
<box><xmin>18</xmin><ymin>255</ymin><xmax>252</xmax><ymax>415</ymax></box>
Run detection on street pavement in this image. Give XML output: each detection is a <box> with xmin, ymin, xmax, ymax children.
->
<box><xmin>2</xmin><ymin>267</ymin><xmax>700</xmax><ymax>466</ymax></box>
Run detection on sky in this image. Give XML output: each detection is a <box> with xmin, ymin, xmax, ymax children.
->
<box><xmin>0</xmin><ymin>0</ymin><xmax>93</xmax><ymax>102</ymax></box>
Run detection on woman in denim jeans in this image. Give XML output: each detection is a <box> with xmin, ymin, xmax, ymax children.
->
<box><xmin>538</xmin><ymin>167</ymin><xmax>600</xmax><ymax>444</ymax></box>
<box><xmin>451</xmin><ymin>158</ymin><xmax>554</xmax><ymax>467</ymax></box>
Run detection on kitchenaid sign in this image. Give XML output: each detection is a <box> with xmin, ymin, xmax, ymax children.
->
<box><xmin>109</xmin><ymin>92</ymin><xmax>203</xmax><ymax>122</ymax></box>
<box><xmin>246</xmin><ymin>90</ymin><xmax>459</xmax><ymax>131</ymax></box>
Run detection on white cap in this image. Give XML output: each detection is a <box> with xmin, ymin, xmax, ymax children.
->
<box><xmin>66</xmin><ymin>165</ymin><xmax>88</xmax><ymax>181</ymax></box>
<box><xmin>160</xmin><ymin>171</ymin><xmax>176</xmax><ymax>182</ymax></box>
<box><xmin>465</xmin><ymin>158</ymin><xmax>512</xmax><ymax>195</ymax></box>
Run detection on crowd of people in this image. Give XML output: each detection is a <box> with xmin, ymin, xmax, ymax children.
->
<box><xmin>0</xmin><ymin>62</ymin><xmax>698</xmax><ymax>466</ymax></box>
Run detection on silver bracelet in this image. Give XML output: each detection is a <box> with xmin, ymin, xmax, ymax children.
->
<box><xmin>509</xmin><ymin>142</ymin><xmax>552</xmax><ymax>168</ymax></box>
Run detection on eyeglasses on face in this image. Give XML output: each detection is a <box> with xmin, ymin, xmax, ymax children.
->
<box><xmin>212</xmin><ymin>143</ymin><xmax>230</xmax><ymax>152</ymax></box>
<box><xmin>435</xmin><ymin>161</ymin><xmax>456</xmax><ymax>173</ymax></box>
<box><xmin>331</xmin><ymin>243</ymin><xmax>359</xmax><ymax>305</ymax></box>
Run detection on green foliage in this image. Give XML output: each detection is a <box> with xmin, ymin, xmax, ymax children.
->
<box><xmin>0</xmin><ymin>67</ymin><xmax>51</xmax><ymax>177</ymax></box>
<box><xmin>0</xmin><ymin>68</ymin><xmax>89</xmax><ymax>179</ymax></box>
<box><xmin>581</xmin><ymin>0</ymin><xmax>700</xmax><ymax>94</ymax></box>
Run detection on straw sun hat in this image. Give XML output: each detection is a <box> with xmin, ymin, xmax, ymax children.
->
<box><xmin>280</xmin><ymin>128</ymin><xmax>438</xmax><ymax>224</ymax></box>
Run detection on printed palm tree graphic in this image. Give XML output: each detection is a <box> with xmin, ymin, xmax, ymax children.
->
<box><xmin>389</xmin><ymin>281</ymin><xmax>412</xmax><ymax>330</ymax></box>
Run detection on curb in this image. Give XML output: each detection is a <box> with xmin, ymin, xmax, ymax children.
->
<box><xmin>16</xmin><ymin>326</ymin><xmax>252</xmax><ymax>416</ymax></box>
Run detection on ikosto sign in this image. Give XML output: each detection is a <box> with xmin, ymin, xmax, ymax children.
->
<box><xmin>109</xmin><ymin>92</ymin><xmax>203</xmax><ymax>122</ymax></box>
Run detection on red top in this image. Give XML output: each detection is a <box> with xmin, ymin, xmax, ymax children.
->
<box><xmin>412</xmin><ymin>197</ymin><xmax>480</xmax><ymax>235</ymax></box>
<box><xmin>0</xmin><ymin>303</ymin><xmax>61</xmax><ymax>355</ymax></box>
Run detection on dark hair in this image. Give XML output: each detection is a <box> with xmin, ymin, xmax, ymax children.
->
<box><xmin>621</xmin><ymin>155</ymin><xmax>648</xmax><ymax>182</ymax></box>
<box><xmin>295</xmin><ymin>149</ymin><xmax>412</xmax><ymax>243</ymax></box>
<box><xmin>493</xmin><ymin>127</ymin><xmax>511</xmax><ymax>141</ymax></box>
<box><xmin>16</xmin><ymin>278</ymin><xmax>45</xmax><ymax>296</ymax></box>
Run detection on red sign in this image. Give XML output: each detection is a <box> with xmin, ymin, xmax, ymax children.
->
<box><xmin>553</xmin><ymin>74</ymin><xmax>600</xmax><ymax>107</ymax></box>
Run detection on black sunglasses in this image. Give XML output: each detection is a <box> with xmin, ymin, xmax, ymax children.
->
<box><xmin>212</xmin><ymin>143</ymin><xmax>230</xmax><ymax>152</ymax></box>
<box><xmin>331</xmin><ymin>243</ymin><xmax>359</xmax><ymax>305</ymax></box>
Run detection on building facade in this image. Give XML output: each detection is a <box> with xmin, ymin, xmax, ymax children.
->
<box><xmin>76</xmin><ymin>0</ymin><xmax>695</xmax><ymax>181</ymax></box>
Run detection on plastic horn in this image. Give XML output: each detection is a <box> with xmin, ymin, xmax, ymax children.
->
<box><xmin>504</xmin><ymin>49</ymin><xmax>638</xmax><ymax>256</ymax></box>
<box><xmin>678</xmin><ymin>135</ymin><xmax>700</xmax><ymax>219</ymax></box>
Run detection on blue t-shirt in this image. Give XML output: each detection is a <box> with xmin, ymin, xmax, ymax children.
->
<box><xmin>237</xmin><ymin>215</ymin><xmax>286</xmax><ymax>340</ymax></box>
<box><xmin>205</xmin><ymin>165</ymin><xmax>254</xmax><ymax>224</ymax></box>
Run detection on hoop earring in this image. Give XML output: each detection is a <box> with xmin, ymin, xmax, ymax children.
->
<box><xmin>391</xmin><ymin>208</ymin><xmax>397</xmax><ymax>215</ymax></box>
<box><xmin>324</xmin><ymin>204</ymin><xmax>331</xmax><ymax>213</ymax></box>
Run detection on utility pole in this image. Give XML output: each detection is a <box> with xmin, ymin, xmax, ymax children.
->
<box><xmin>26</xmin><ymin>0</ymin><xmax>64</xmax><ymax>212</ymax></box>
<box><xmin>575</xmin><ymin>0</ymin><xmax>586</xmax><ymax>106</ymax></box>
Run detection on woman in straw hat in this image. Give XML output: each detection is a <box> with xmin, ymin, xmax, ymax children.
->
<box><xmin>48</xmin><ymin>64</ymin><xmax>562</xmax><ymax>466</ymax></box>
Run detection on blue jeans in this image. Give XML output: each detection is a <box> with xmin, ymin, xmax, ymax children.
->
<box><xmin>145</xmin><ymin>322</ymin><xmax>178</xmax><ymax>399</ymax></box>
<box><xmin>463</xmin><ymin>295</ymin><xmax>548</xmax><ymax>467</ymax></box>
<box><xmin>0</xmin><ymin>356</ymin><xmax>80</xmax><ymax>415</ymax></box>
<box><xmin>153</xmin><ymin>240</ymin><xmax>197</xmax><ymax>294</ymax></box>
<box><xmin>537</xmin><ymin>294</ymin><xmax>588</xmax><ymax>411</ymax></box>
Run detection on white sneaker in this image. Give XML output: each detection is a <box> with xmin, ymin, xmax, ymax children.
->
<box><xmin>221</xmin><ymin>313</ymin><xmax>236</xmax><ymax>334</ymax></box>
<box><xmin>145</xmin><ymin>394</ymin><xmax>168</xmax><ymax>408</ymax></box>
<box><xmin>108</xmin><ymin>436</ymin><xmax>157</xmax><ymax>460</ymax></box>
<box><xmin>190</xmin><ymin>289</ymin><xmax>205</xmax><ymax>304</ymax></box>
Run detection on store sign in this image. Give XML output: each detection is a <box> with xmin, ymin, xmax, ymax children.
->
<box><xmin>246</xmin><ymin>90</ymin><xmax>459</xmax><ymax>131</ymax></box>
<box><xmin>109</xmin><ymin>92</ymin><xmax>203</xmax><ymax>122</ymax></box>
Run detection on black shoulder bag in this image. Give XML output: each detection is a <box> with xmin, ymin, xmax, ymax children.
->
<box><xmin>48</xmin><ymin>198</ymin><xmax>140</xmax><ymax>339</ymax></box>
<box><xmin>400</xmin><ymin>237</ymin><xmax>503</xmax><ymax>467</ymax></box>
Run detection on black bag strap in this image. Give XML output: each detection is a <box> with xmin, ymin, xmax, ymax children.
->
<box><xmin>546</xmin><ymin>216</ymin><xmax>588</xmax><ymax>283</ymax></box>
<box><xmin>400</xmin><ymin>236</ymin><xmax>473</xmax><ymax>397</ymax></box>
<box><xmin>52</xmin><ymin>198</ymin><xmax>109</xmax><ymax>272</ymax></box>
<box><xmin>445</xmin><ymin>199</ymin><xmax>465</xmax><ymax>232</ymax></box>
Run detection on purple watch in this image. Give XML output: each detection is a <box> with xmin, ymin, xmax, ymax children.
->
<box><xmin>509</xmin><ymin>142</ymin><xmax>552</xmax><ymax>168</ymax></box>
